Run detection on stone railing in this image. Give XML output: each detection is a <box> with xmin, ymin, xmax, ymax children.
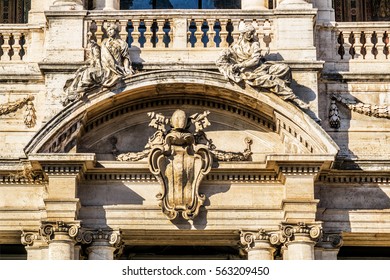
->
<box><xmin>0</xmin><ymin>24</ymin><xmax>30</xmax><ymax>61</ymax></box>
<box><xmin>85</xmin><ymin>10</ymin><xmax>274</xmax><ymax>51</ymax></box>
<box><xmin>335</xmin><ymin>22</ymin><xmax>390</xmax><ymax>61</ymax></box>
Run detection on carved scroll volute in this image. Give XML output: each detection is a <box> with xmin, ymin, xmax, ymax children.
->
<box><xmin>148</xmin><ymin>110</ymin><xmax>212</xmax><ymax>220</ymax></box>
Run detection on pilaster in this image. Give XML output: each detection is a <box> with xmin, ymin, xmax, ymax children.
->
<box><xmin>77</xmin><ymin>229</ymin><xmax>123</xmax><ymax>260</ymax></box>
<box><xmin>240</xmin><ymin>229</ymin><xmax>277</xmax><ymax>260</ymax></box>
<box><xmin>29</xmin><ymin>154</ymin><xmax>95</xmax><ymax>222</ymax></box>
<box><xmin>279</xmin><ymin>165</ymin><xmax>320</xmax><ymax>223</ymax></box>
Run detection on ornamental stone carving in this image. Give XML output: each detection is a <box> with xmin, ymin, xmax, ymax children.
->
<box><xmin>21</xmin><ymin>231</ymin><xmax>40</xmax><ymax>246</ymax></box>
<box><xmin>216</xmin><ymin>23</ymin><xmax>308</xmax><ymax>109</ymax></box>
<box><xmin>280</xmin><ymin>222</ymin><xmax>322</xmax><ymax>243</ymax></box>
<box><xmin>62</xmin><ymin>23</ymin><xmax>134</xmax><ymax>106</ymax></box>
<box><xmin>329</xmin><ymin>99</ymin><xmax>341</xmax><ymax>129</ymax></box>
<box><xmin>240</xmin><ymin>229</ymin><xmax>281</xmax><ymax>250</ymax></box>
<box><xmin>148</xmin><ymin>109</ymin><xmax>212</xmax><ymax>220</ymax></box>
<box><xmin>117</xmin><ymin>110</ymin><xmax>254</xmax><ymax>219</ymax></box>
<box><xmin>40</xmin><ymin>221</ymin><xmax>80</xmax><ymax>242</ymax></box>
<box><xmin>0</xmin><ymin>95</ymin><xmax>36</xmax><ymax>127</ymax></box>
<box><xmin>75</xmin><ymin>228</ymin><xmax>122</xmax><ymax>247</ymax></box>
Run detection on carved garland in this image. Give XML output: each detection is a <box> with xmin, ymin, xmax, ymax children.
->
<box><xmin>332</xmin><ymin>94</ymin><xmax>390</xmax><ymax>119</ymax></box>
<box><xmin>0</xmin><ymin>95</ymin><xmax>36</xmax><ymax>127</ymax></box>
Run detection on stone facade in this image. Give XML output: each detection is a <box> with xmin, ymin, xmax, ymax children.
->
<box><xmin>0</xmin><ymin>0</ymin><xmax>389</xmax><ymax>260</ymax></box>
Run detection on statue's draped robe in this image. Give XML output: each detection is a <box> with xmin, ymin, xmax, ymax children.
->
<box><xmin>216</xmin><ymin>38</ymin><xmax>295</xmax><ymax>100</ymax></box>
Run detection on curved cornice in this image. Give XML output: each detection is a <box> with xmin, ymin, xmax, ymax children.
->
<box><xmin>24</xmin><ymin>69</ymin><xmax>338</xmax><ymax>156</ymax></box>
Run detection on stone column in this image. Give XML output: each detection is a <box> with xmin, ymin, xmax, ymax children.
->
<box><xmin>39</xmin><ymin>221</ymin><xmax>80</xmax><ymax>260</ymax></box>
<box><xmin>79</xmin><ymin>229</ymin><xmax>123</xmax><ymax>260</ymax></box>
<box><xmin>315</xmin><ymin>233</ymin><xmax>343</xmax><ymax>260</ymax></box>
<box><xmin>240</xmin><ymin>230</ymin><xmax>277</xmax><ymax>260</ymax></box>
<box><xmin>241</xmin><ymin>0</ymin><xmax>267</xmax><ymax>10</ymax></box>
<box><xmin>280</xmin><ymin>223</ymin><xmax>322</xmax><ymax>260</ymax></box>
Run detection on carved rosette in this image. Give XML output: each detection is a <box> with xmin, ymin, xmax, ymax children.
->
<box><xmin>280</xmin><ymin>222</ymin><xmax>322</xmax><ymax>243</ymax></box>
<box><xmin>39</xmin><ymin>221</ymin><xmax>80</xmax><ymax>242</ymax></box>
<box><xmin>149</xmin><ymin>110</ymin><xmax>212</xmax><ymax>220</ymax></box>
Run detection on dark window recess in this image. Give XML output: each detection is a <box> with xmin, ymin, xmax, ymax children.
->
<box><xmin>0</xmin><ymin>0</ymin><xmax>30</xmax><ymax>23</ymax></box>
<box><xmin>120</xmin><ymin>0</ymin><xmax>240</xmax><ymax>9</ymax></box>
<box><xmin>0</xmin><ymin>245</ymin><xmax>27</xmax><ymax>260</ymax></box>
<box><xmin>338</xmin><ymin>246</ymin><xmax>390</xmax><ymax>260</ymax></box>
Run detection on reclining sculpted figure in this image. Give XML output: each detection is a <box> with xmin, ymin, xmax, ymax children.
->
<box><xmin>62</xmin><ymin>23</ymin><xmax>134</xmax><ymax>106</ymax></box>
<box><xmin>216</xmin><ymin>23</ymin><xmax>308</xmax><ymax>109</ymax></box>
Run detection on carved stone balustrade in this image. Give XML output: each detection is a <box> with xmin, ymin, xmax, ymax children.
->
<box><xmin>85</xmin><ymin>10</ymin><xmax>276</xmax><ymax>65</ymax></box>
<box><xmin>0</xmin><ymin>25</ymin><xmax>29</xmax><ymax>61</ymax></box>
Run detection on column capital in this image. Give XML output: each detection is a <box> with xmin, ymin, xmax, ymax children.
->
<box><xmin>40</xmin><ymin>220</ymin><xmax>80</xmax><ymax>243</ymax></box>
<box><xmin>240</xmin><ymin>229</ymin><xmax>272</xmax><ymax>249</ymax></box>
<box><xmin>318</xmin><ymin>233</ymin><xmax>343</xmax><ymax>249</ymax></box>
<box><xmin>21</xmin><ymin>231</ymin><xmax>41</xmax><ymax>246</ymax></box>
<box><xmin>280</xmin><ymin>222</ymin><xmax>322</xmax><ymax>243</ymax></box>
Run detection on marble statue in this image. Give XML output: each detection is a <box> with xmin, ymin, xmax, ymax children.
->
<box><xmin>62</xmin><ymin>23</ymin><xmax>134</xmax><ymax>106</ymax></box>
<box><xmin>216</xmin><ymin>23</ymin><xmax>308</xmax><ymax>109</ymax></box>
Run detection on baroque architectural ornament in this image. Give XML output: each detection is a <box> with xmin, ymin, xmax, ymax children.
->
<box><xmin>216</xmin><ymin>23</ymin><xmax>308</xmax><ymax>109</ymax></box>
<box><xmin>280</xmin><ymin>222</ymin><xmax>322</xmax><ymax>243</ymax></box>
<box><xmin>0</xmin><ymin>95</ymin><xmax>36</xmax><ymax>127</ymax></box>
<box><xmin>332</xmin><ymin>93</ymin><xmax>390</xmax><ymax>119</ymax></box>
<box><xmin>329</xmin><ymin>99</ymin><xmax>341</xmax><ymax>128</ymax></box>
<box><xmin>62</xmin><ymin>23</ymin><xmax>134</xmax><ymax>106</ymax></box>
<box><xmin>40</xmin><ymin>221</ymin><xmax>80</xmax><ymax>242</ymax></box>
<box><xmin>148</xmin><ymin>110</ymin><xmax>212</xmax><ymax>220</ymax></box>
<box><xmin>117</xmin><ymin>110</ymin><xmax>254</xmax><ymax>219</ymax></box>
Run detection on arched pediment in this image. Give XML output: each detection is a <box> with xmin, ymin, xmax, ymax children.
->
<box><xmin>24</xmin><ymin>70</ymin><xmax>338</xmax><ymax>159</ymax></box>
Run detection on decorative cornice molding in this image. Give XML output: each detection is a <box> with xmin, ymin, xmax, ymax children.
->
<box><xmin>42</xmin><ymin>164</ymin><xmax>84</xmax><ymax>176</ymax></box>
<box><xmin>279</xmin><ymin>166</ymin><xmax>321</xmax><ymax>176</ymax></box>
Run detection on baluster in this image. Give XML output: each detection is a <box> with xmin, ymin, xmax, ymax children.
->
<box><xmin>383</xmin><ymin>31</ymin><xmax>389</xmax><ymax>59</ymax></box>
<box><xmin>342</xmin><ymin>31</ymin><xmax>351</xmax><ymax>60</ymax></box>
<box><xmin>20</xmin><ymin>33</ymin><xmax>27</xmax><ymax>60</ymax></box>
<box><xmin>1</xmin><ymin>34</ymin><xmax>11</xmax><ymax>61</ymax></box>
<box><xmin>156</xmin><ymin>19</ymin><xmax>166</xmax><ymax>48</ymax></box>
<box><xmin>376</xmin><ymin>31</ymin><xmax>385</xmax><ymax>60</ymax></box>
<box><xmin>187</xmin><ymin>18</ymin><xmax>193</xmax><ymax>48</ymax></box>
<box><xmin>348</xmin><ymin>31</ymin><xmax>356</xmax><ymax>59</ymax></box>
<box><xmin>208</xmin><ymin>18</ymin><xmax>216</xmax><ymax>48</ymax></box>
<box><xmin>118</xmin><ymin>20</ymin><xmax>129</xmax><ymax>42</ymax></box>
<box><xmin>194</xmin><ymin>18</ymin><xmax>204</xmax><ymax>48</ymax></box>
<box><xmin>11</xmin><ymin>33</ymin><xmax>22</xmax><ymax>61</ymax></box>
<box><xmin>131</xmin><ymin>19</ymin><xmax>141</xmax><ymax>48</ymax></box>
<box><xmin>219</xmin><ymin>19</ymin><xmax>229</xmax><ymax>48</ymax></box>
<box><xmin>359</xmin><ymin>31</ymin><xmax>367</xmax><ymax>59</ymax></box>
<box><xmin>87</xmin><ymin>20</ymin><xmax>94</xmax><ymax>41</ymax></box>
<box><xmin>231</xmin><ymin>19</ymin><xmax>241</xmax><ymax>45</ymax></box>
<box><xmin>371</xmin><ymin>31</ymin><xmax>379</xmax><ymax>59</ymax></box>
<box><xmin>95</xmin><ymin>20</ymin><xmax>104</xmax><ymax>44</ymax></box>
<box><xmin>143</xmin><ymin>19</ymin><xmax>153</xmax><ymax>48</ymax></box>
